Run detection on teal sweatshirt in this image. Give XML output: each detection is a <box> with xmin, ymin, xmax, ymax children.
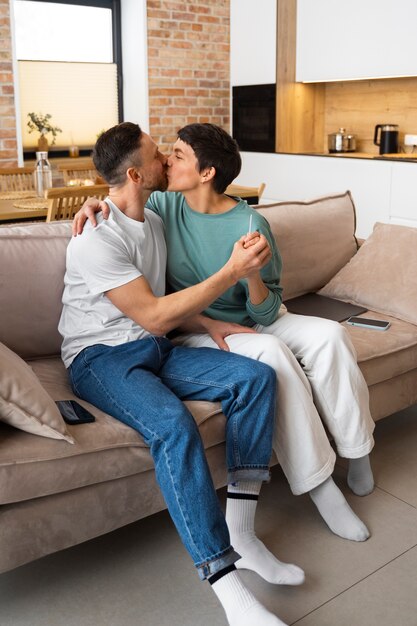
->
<box><xmin>146</xmin><ymin>191</ymin><xmax>283</xmax><ymax>327</ymax></box>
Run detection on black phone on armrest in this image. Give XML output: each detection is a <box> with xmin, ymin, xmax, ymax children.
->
<box><xmin>56</xmin><ymin>400</ymin><xmax>96</xmax><ymax>425</ymax></box>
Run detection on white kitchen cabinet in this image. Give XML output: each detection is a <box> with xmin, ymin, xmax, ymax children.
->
<box><xmin>389</xmin><ymin>163</ymin><xmax>417</xmax><ymax>224</ymax></box>
<box><xmin>235</xmin><ymin>152</ymin><xmax>417</xmax><ymax>238</ymax></box>
<box><xmin>296</xmin><ymin>0</ymin><xmax>417</xmax><ymax>82</ymax></box>
<box><xmin>230</xmin><ymin>0</ymin><xmax>276</xmax><ymax>86</ymax></box>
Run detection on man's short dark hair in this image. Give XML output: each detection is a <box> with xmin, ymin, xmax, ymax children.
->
<box><xmin>93</xmin><ymin>122</ymin><xmax>143</xmax><ymax>186</ymax></box>
<box><xmin>177</xmin><ymin>123</ymin><xmax>241</xmax><ymax>194</ymax></box>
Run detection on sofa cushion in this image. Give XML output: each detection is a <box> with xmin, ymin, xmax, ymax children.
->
<box><xmin>0</xmin><ymin>343</ymin><xmax>74</xmax><ymax>444</ymax></box>
<box><xmin>344</xmin><ymin>311</ymin><xmax>417</xmax><ymax>386</ymax></box>
<box><xmin>0</xmin><ymin>357</ymin><xmax>225</xmax><ymax>505</ymax></box>
<box><xmin>319</xmin><ymin>222</ymin><xmax>417</xmax><ymax>326</ymax></box>
<box><xmin>0</xmin><ymin>221</ymin><xmax>72</xmax><ymax>359</ymax></box>
<box><xmin>255</xmin><ymin>191</ymin><xmax>358</xmax><ymax>300</ymax></box>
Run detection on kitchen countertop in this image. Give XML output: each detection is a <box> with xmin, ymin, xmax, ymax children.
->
<box><xmin>281</xmin><ymin>152</ymin><xmax>417</xmax><ymax>161</ymax></box>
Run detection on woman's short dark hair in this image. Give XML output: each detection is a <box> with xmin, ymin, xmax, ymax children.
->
<box><xmin>177</xmin><ymin>123</ymin><xmax>241</xmax><ymax>194</ymax></box>
<box><xmin>92</xmin><ymin>122</ymin><xmax>143</xmax><ymax>186</ymax></box>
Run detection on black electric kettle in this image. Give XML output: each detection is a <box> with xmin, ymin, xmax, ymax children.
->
<box><xmin>374</xmin><ymin>124</ymin><xmax>399</xmax><ymax>154</ymax></box>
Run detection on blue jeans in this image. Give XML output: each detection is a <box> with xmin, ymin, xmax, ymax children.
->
<box><xmin>69</xmin><ymin>336</ymin><xmax>276</xmax><ymax>579</ymax></box>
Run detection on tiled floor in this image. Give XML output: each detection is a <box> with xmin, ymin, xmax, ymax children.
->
<box><xmin>1</xmin><ymin>405</ymin><xmax>416</xmax><ymax>626</ymax></box>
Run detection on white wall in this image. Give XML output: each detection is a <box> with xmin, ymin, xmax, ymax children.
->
<box><xmin>121</xmin><ymin>0</ymin><xmax>149</xmax><ymax>130</ymax></box>
<box><xmin>230</xmin><ymin>0</ymin><xmax>276</xmax><ymax>86</ymax></box>
<box><xmin>296</xmin><ymin>0</ymin><xmax>417</xmax><ymax>82</ymax></box>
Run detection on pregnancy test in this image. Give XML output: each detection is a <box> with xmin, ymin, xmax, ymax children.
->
<box><xmin>248</xmin><ymin>214</ymin><xmax>252</xmax><ymax>234</ymax></box>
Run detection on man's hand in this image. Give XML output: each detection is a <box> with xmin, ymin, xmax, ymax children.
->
<box><xmin>72</xmin><ymin>198</ymin><xmax>110</xmax><ymax>236</ymax></box>
<box><xmin>225</xmin><ymin>234</ymin><xmax>272</xmax><ymax>280</ymax></box>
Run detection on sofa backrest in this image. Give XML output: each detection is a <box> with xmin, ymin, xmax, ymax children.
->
<box><xmin>0</xmin><ymin>191</ymin><xmax>358</xmax><ymax>358</ymax></box>
<box><xmin>0</xmin><ymin>221</ymin><xmax>72</xmax><ymax>359</ymax></box>
<box><xmin>255</xmin><ymin>191</ymin><xmax>359</xmax><ymax>301</ymax></box>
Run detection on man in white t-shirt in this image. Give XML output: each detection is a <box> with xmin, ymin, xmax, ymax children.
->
<box><xmin>59</xmin><ymin>122</ymin><xmax>304</xmax><ymax>626</ymax></box>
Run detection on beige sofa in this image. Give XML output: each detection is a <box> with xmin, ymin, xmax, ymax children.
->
<box><xmin>1</xmin><ymin>190</ymin><xmax>416</xmax><ymax>574</ymax></box>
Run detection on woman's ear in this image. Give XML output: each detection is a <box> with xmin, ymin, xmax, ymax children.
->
<box><xmin>201</xmin><ymin>166</ymin><xmax>216</xmax><ymax>183</ymax></box>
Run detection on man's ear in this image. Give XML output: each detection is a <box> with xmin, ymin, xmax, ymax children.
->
<box><xmin>126</xmin><ymin>167</ymin><xmax>141</xmax><ymax>184</ymax></box>
<box><xmin>201</xmin><ymin>166</ymin><xmax>215</xmax><ymax>184</ymax></box>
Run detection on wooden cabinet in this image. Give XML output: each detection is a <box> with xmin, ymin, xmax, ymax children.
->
<box><xmin>276</xmin><ymin>0</ymin><xmax>324</xmax><ymax>153</ymax></box>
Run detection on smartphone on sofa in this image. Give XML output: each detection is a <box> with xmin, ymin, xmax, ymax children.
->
<box><xmin>56</xmin><ymin>400</ymin><xmax>96</xmax><ymax>425</ymax></box>
<box><xmin>346</xmin><ymin>316</ymin><xmax>391</xmax><ymax>331</ymax></box>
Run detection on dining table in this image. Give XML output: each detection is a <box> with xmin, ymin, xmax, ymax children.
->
<box><xmin>0</xmin><ymin>193</ymin><xmax>48</xmax><ymax>223</ymax></box>
<box><xmin>0</xmin><ymin>185</ymin><xmax>262</xmax><ymax>224</ymax></box>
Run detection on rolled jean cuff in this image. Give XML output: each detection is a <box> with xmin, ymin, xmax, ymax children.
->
<box><xmin>196</xmin><ymin>547</ymin><xmax>241</xmax><ymax>581</ymax></box>
<box><xmin>227</xmin><ymin>466</ymin><xmax>271</xmax><ymax>484</ymax></box>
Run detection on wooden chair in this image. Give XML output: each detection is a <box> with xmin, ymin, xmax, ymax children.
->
<box><xmin>58</xmin><ymin>160</ymin><xmax>102</xmax><ymax>185</ymax></box>
<box><xmin>225</xmin><ymin>182</ymin><xmax>266</xmax><ymax>205</ymax></box>
<box><xmin>0</xmin><ymin>167</ymin><xmax>36</xmax><ymax>192</ymax></box>
<box><xmin>46</xmin><ymin>184</ymin><xmax>109</xmax><ymax>222</ymax></box>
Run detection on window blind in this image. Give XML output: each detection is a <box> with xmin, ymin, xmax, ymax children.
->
<box><xmin>19</xmin><ymin>60</ymin><xmax>119</xmax><ymax>149</ymax></box>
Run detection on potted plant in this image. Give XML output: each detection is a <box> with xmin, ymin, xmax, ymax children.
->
<box><xmin>27</xmin><ymin>112</ymin><xmax>62</xmax><ymax>151</ymax></box>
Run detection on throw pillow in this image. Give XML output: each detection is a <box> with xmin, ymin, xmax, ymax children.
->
<box><xmin>255</xmin><ymin>191</ymin><xmax>358</xmax><ymax>300</ymax></box>
<box><xmin>0</xmin><ymin>221</ymin><xmax>72</xmax><ymax>359</ymax></box>
<box><xmin>0</xmin><ymin>342</ymin><xmax>74</xmax><ymax>442</ymax></box>
<box><xmin>319</xmin><ymin>222</ymin><xmax>417</xmax><ymax>326</ymax></box>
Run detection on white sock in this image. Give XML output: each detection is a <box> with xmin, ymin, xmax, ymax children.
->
<box><xmin>347</xmin><ymin>455</ymin><xmax>374</xmax><ymax>496</ymax></box>
<box><xmin>226</xmin><ymin>481</ymin><xmax>305</xmax><ymax>585</ymax></box>
<box><xmin>210</xmin><ymin>567</ymin><xmax>288</xmax><ymax>626</ymax></box>
<box><xmin>309</xmin><ymin>476</ymin><xmax>370</xmax><ymax>541</ymax></box>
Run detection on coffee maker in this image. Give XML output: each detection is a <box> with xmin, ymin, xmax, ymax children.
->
<box><xmin>374</xmin><ymin>124</ymin><xmax>399</xmax><ymax>155</ymax></box>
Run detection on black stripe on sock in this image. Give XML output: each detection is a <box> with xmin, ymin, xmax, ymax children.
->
<box><xmin>208</xmin><ymin>563</ymin><xmax>237</xmax><ymax>586</ymax></box>
<box><xmin>227</xmin><ymin>492</ymin><xmax>259</xmax><ymax>501</ymax></box>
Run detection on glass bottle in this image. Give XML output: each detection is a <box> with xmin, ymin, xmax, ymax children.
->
<box><xmin>34</xmin><ymin>151</ymin><xmax>53</xmax><ymax>197</ymax></box>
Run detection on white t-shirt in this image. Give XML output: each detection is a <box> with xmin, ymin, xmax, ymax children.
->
<box><xmin>59</xmin><ymin>199</ymin><xmax>167</xmax><ymax>368</ymax></box>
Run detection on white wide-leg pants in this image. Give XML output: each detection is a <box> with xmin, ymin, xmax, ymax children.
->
<box><xmin>175</xmin><ymin>311</ymin><xmax>375</xmax><ymax>495</ymax></box>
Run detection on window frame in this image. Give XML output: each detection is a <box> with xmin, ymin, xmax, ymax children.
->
<box><xmin>17</xmin><ymin>0</ymin><xmax>123</xmax><ymax>158</ymax></box>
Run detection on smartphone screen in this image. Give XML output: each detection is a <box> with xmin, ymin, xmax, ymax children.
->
<box><xmin>56</xmin><ymin>400</ymin><xmax>96</xmax><ymax>425</ymax></box>
<box><xmin>346</xmin><ymin>316</ymin><xmax>390</xmax><ymax>330</ymax></box>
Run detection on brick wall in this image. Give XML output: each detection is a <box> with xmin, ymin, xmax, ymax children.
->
<box><xmin>0</xmin><ymin>0</ymin><xmax>18</xmax><ymax>165</ymax></box>
<box><xmin>0</xmin><ymin>0</ymin><xmax>231</xmax><ymax>162</ymax></box>
<box><xmin>147</xmin><ymin>0</ymin><xmax>230</xmax><ymax>153</ymax></box>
